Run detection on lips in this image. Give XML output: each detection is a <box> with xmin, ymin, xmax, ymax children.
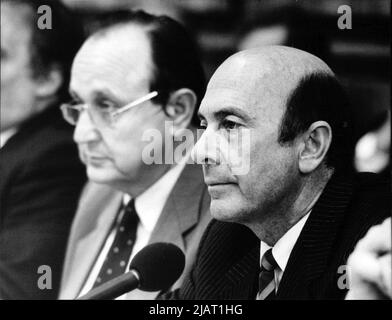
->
<box><xmin>204</xmin><ymin>177</ymin><xmax>237</xmax><ymax>187</ymax></box>
<box><xmin>80</xmin><ymin>148</ymin><xmax>108</xmax><ymax>160</ymax></box>
<box><xmin>206</xmin><ymin>181</ymin><xmax>237</xmax><ymax>199</ymax></box>
<box><xmin>206</xmin><ymin>182</ymin><xmax>236</xmax><ymax>186</ymax></box>
<box><xmin>203</xmin><ymin>166</ymin><xmax>238</xmax><ymax>188</ymax></box>
<box><xmin>81</xmin><ymin>151</ymin><xmax>110</xmax><ymax>165</ymax></box>
<box><xmin>88</xmin><ymin>155</ymin><xmax>107</xmax><ymax>160</ymax></box>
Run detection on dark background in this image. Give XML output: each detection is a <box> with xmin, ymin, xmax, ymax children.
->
<box><xmin>62</xmin><ymin>0</ymin><xmax>390</xmax><ymax>144</ymax></box>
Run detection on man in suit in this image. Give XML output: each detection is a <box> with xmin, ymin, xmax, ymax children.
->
<box><xmin>0</xmin><ymin>0</ymin><xmax>86</xmax><ymax>299</ymax></box>
<box><xmin>59</xmin><ymin>11</ymin><xmax>211</xmax><ymax>299</ymax></box>
<box><xmin>169</xmin><ymin>46</ymin><xmax>391</xmax><ymax>300</ymax></box>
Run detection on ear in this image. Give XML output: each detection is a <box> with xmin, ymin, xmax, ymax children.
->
<box><xmin>298</xmin><ymin>121</ymin><xmax>332</xmax><ymax>174</ymax></box>
<box><xmin>34</xmin><ymin>65</ymin><xmax>63</xmax><ymax>103</ymax></box>
<box><xmin>164</xmin><ymin>88</ymin><xmax>197</xmax><ymax>137</ymax></box>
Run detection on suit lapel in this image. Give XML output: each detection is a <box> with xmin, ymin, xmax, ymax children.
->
<box><xmin>126</xmin><ymin>164</ymin><xmax>207</xmax><ymax>300</ymax></box>
<box><xmin>60</xmin><ymin>183</ymin><xmax>123</xmax><ymax>299</ymax></box>
<box><xmin>222</xmin><ymin>244</ymin><xmax>260</xmax><ymax>299</ymax></box>
<box><xmin>148</xmin><ymin>164</ymin><xmax>207</xmax><ymax>248</ymax></box>
<box><xmin>198</xmin><ymin>222</ymin><xmax>261</xmax><ymax>299</ymax></box>
<box><xmin>277</xmin><ymin>173</ymin><xmax>354</xmax><ymax>299</ymax></box>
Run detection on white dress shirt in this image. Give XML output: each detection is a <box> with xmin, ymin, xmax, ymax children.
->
<box><xmin>259</xmin><ymin>212</ymin><xmax>310</xmax><ymax>294</ymax></box>
<box><xmin>79</xmin><ymin>157</ymin><xmax>188</xmax><ymax>298</ymax></box>
<box><xmin>0</xmin><ymin>128</ymin><xmax>17</xmax><ymax>149</ymax></box>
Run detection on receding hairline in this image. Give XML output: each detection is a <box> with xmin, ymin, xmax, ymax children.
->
<box><xmin>208</xmin><ymin>46</ymin><xmax>335</xmax><ymax>108</ymax></box>
<box><xmin>212</xmin><ymin>46</ymin><xmax>334</xmax><ymax>88</ymax></box>
<box><xmin>89</xmin><ymin>20</ymin><xmax>154</xmax><ymax>43</ymax></box>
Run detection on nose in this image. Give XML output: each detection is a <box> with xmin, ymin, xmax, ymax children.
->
<box><xmin>73</xmin><ymin>110</ymin><xmax>101</xmax><ymax>144</ymax></box>
<box><xmin>192</xmin><ymin>128</ymin><xmax>221</xmax><ymax>165</ymax></box>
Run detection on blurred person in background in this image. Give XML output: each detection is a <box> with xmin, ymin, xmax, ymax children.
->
<box><xmin>237</xmin><ymin>5</ymin><xmax>328</xmax><ymax>61</ymax></box>
<box><xmin>0</xmin><ymin>0</ymin><xmax>86</xmax><ymax>299</ymax></box>
<box><xmin>61</xmin><ymin>0</ymin><xmax>183</xmax><ymax>35</ymax></box>
<box><xmin>59</xmin><ymin>10</ymin><xmax>211</xmax><ymax>300</ymax></box>
<box><xmin>346</xmin><ymin>217</ymin><xmax>391</xmax><ymax>300</ymax></box>
<box><xmin>355</xmin><ymin>111</ymin><xmax>390</xmax><ymax>177</ymax></box>
<box><xmin>347</xmin><ymin>111</ymin><xmax>390</xmax><ymax>301</ymax></box>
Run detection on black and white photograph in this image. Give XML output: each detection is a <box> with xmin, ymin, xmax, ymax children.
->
<box><xmin>0</xmin><ymin>0</ymin><xmax>390</xmax><ymax>309</ymax></box>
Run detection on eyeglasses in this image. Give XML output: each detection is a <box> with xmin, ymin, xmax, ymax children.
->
<box><xmin>60</xmin><ymin>91</ymin><xmax>158</xmax><ymax>127</ymax></box>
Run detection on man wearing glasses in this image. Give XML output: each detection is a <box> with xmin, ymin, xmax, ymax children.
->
<box><xmin>59</xmin><ymin>11</ymin><xmax>211</xmax><ymax>300</ymax></box>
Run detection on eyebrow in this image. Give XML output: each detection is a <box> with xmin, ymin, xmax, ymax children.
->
<box><xmin>198</xmin><ymin>106</ymin><xmax>255</xmax><ymax>123</ymax></box>
<box><xmin>69</xmin><ymin>88</ymin><xmax>120</xmax><ymax>103</ymax></box>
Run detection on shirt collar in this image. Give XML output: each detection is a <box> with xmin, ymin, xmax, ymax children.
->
<box><xmin>0</xmin><ymin>128</ymin><xmax>18</xmax><ymax>148</ymax></box>
<box><xmin>122</xmin><ymin>155</ymin><xmax>188</xmax><ymax>232</ymax></box>
<box><xmin>260</xmin><ymin>212</ymin><xmax>310</xmax><ymax>272</ymax></box>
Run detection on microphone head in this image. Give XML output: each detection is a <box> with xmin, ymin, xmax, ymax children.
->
<box><xmin>129</xmin><ymin>242</ymin><xmax>185</xmax><ymax>292</ymax></box>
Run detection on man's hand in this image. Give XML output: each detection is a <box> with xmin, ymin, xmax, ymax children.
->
<box><xmin>346</xmin><ymin>217</ymin><xmax>391</xmax><ymax>299</ymax></box>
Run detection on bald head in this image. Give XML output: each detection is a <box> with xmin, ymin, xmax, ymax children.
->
<box><xmin>209</xmin><ymin>46</ymin><xmax>334</xmax><ymax>110</ymax></box>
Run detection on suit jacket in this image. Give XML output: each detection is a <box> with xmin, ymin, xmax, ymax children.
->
<box><xmin>59</xmin><ymin>163</ymin><xmax>212</xmax><ymax>300</ymax></box>
<box><xmin>0</xmin><ymin>107</ymin><xmax>86</xmax><ymax>300</ymax></box>
<box><xmin>170</xmin><ymin>172</ymin><xmax>391</xmax><ymax>300</ymax></box>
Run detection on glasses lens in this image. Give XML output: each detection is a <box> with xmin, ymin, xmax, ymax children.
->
<box><xmin>61</xmin><ymin>104</ymin><xmax>80</xmax><ymax>125</ymax></box>
<box><xmin>89</xmin><ymin>105</ymin><xmax>112</xmax><ymax>126</ymax></box>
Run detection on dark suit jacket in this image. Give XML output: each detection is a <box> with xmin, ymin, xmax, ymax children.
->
<box><xmin>170</xmin><ymin>172</ymin><xmax>390</xmax><ymax>300</ymax></box>
<box><xmin>0</xmin><ymin>107</ymin><xmax>86</xmax><ymax>300</ymax></box>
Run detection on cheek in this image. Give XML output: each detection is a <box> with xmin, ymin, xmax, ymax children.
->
<box><xmin>224</xmin><ymin>131</ymin><xmax>252</xmax><ymax>176</ymax></box>
<box><xmin>104</xmin><ymin>126</ymin><xmax>150</xmax><ymax>174</ymax></box>
<box><xmin>0</xmin><ymin>69</ymin><xmax>37</xmax><ymax>129</ymax></box>
<box><xmin>236</xmin><ymin>136</ymin><xmax>294</xmax><ymax>203</ymax></box>
<box><xmin>109</xmin><ymin>136</ymin><xmax>143</xmax><ymax>168</ymax></box>
<box><xmin>1</xmin><ymin>52</ymin><xmax>32</xmax><ymax>87</ymax></box>
<box><xmin>1</xmin><ymin>57</ymin><xmax>34</xmax><ymax>98</ymax></box>
<box><xmin>98</xmin><ymin>110</ymin><xmax>167</xmax><ymax>177</ymax></box>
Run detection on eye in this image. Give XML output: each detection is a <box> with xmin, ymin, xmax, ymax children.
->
<box><xmin>221</xmin><ymin>119</ymin><xmax>241</xmax><ymax>130</ymax></box>
<box><xmin>95</xmin><ymin>99</ymin><xmax>117</xmax><ymax>111</ymax></box>
<box><xmin>69</xmin><ymin>98</ymin><xmax>82</xmax><ymax>106</ymax></box>
<box><xmin>199</xmin><ymin>120</ymin><xmax>207</xmax><ymax>129</ymax></box>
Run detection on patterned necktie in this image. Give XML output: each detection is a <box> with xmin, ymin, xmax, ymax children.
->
<box><xmin>256</xmin><ymin>248</ymin><xmax>279</xmax><ymax>300</ymax></box>
<box><xmin>92</xmin><ymin>199</ymin><xmax>139</xmax><ymax>288</ymax></box>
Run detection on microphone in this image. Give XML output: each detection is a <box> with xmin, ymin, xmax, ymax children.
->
<box><xmin>77</xmin><ymin>242</ymin><xmax>185</xmax><ymax>300</ymax></box>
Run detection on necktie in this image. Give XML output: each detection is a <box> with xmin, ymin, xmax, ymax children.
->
<box><xmin>92</xmin><ymin>199</ymin><xmax>139</xmax><ymax>288</ymax></box>
<box><xmin>256</xmin><ymin>248</ymin><xmax>279</xmax><ymax>300</ymax></box>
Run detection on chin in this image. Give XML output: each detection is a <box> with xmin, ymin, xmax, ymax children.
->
<box><xmin>86</xmin><ymin>166</ymin><xmax>120</xmax><ymax>186</ymax></box>
<box><xmin>210</xmin><ymin>198</ymin><xmax>246</xmax><ymax>223</ymax></box>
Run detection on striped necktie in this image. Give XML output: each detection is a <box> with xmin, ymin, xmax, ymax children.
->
<box><xmin>256</xmin><ymin>248</ymin><xmax>279</xmax><ymax>300</ymax></box>
<box><xmin>92</xmin><ymin>199</ymin><xmax>139</xmax><ymax>289</ymax></box>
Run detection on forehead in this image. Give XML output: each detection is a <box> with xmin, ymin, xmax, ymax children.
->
<box><xmin>1</xmin><ymin>3</ymin><xmax>32</xmax><ymax>49</ymax></box>
<box><xmin>199</xmin><ymin>58</ymin><xmax>288</xmax><ymax>126</ymax></box>
<box><xmin>70</xmin><ymin>24</ymin><xmax>153</xmax><ymax>100</ymax></box>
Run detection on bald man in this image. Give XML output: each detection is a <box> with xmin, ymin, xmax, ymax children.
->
<box><xmin>168</xmin><ymin>46</ymin><xmax>391</xmax><ymax>300</ymax></box>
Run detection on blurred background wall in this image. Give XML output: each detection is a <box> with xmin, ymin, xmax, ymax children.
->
<box><xmin>61</xmin><ymin>0</ymin><xmax>390</xmax><ymax>171</ymax></box>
